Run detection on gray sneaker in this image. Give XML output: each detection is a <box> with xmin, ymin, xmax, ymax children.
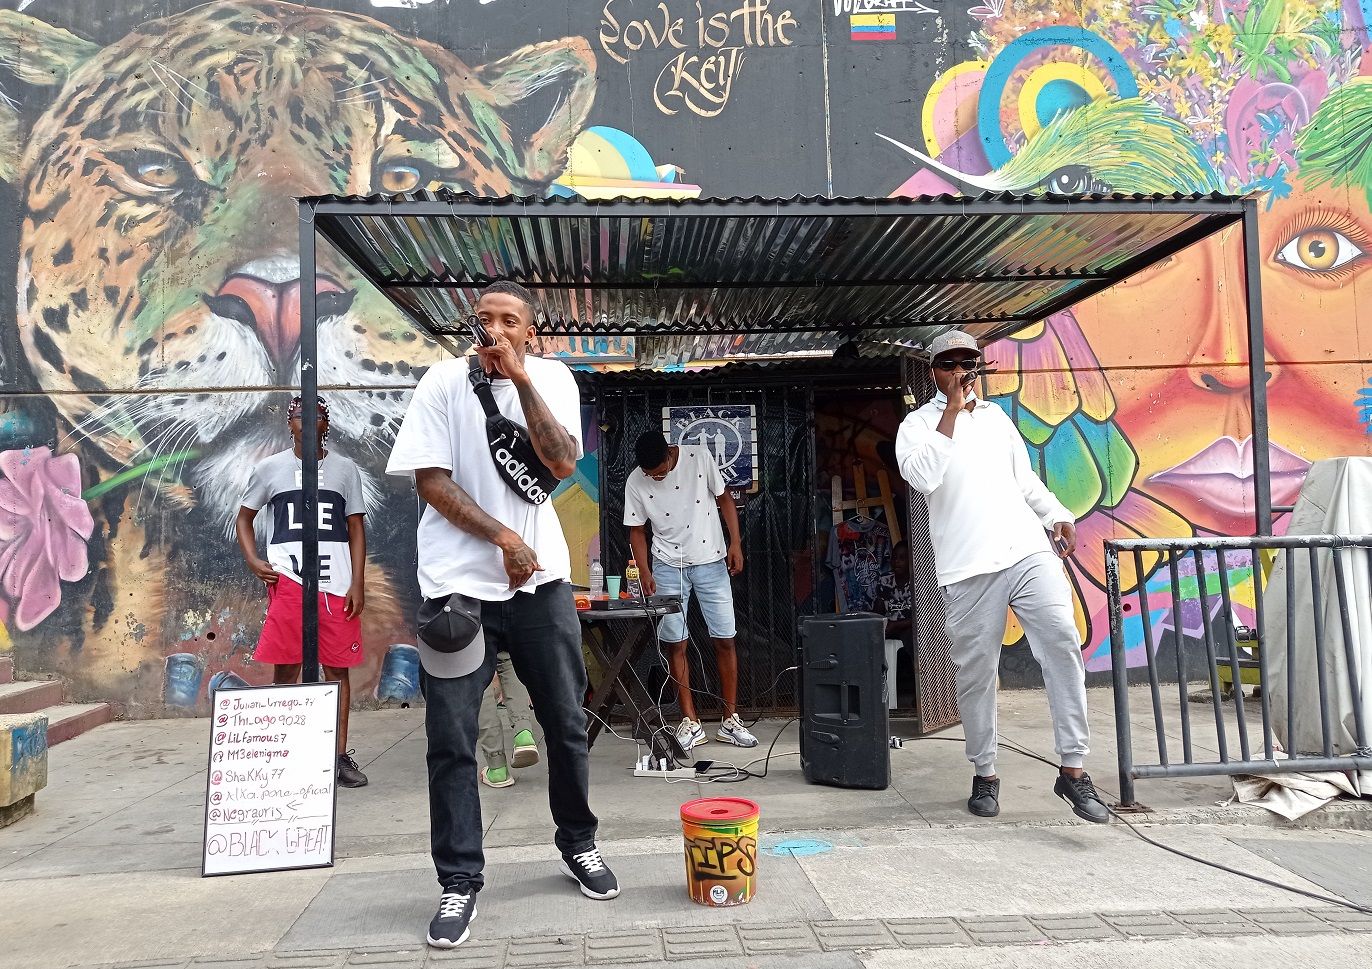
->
<box><xmin>716</xmin><ymin>714</ymin><xmax>758</xmax><ymax>748</ymax></box>
<box><xmin>676</xmin><ymin>718</ymin><xmax>706</xmax><ymax>750</ymax></box>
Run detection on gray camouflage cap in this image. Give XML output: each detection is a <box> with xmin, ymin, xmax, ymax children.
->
<box><xmin>926</xmin><ymin>330</ymin><xmax>981</xmax><ymax>360</ymax></box>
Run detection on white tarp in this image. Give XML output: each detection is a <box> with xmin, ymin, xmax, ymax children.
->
<box><xmin>1232</xmin><ymin>760</ymin><xmax>1361</xmax><ymax>820</ymax></box>
<box><xmin>1260</xmin><ymin>457</ymin><xmax>1372</xmax><ymax>803</ymax></box>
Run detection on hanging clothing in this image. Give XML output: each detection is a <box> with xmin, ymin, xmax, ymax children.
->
<box><xmin>827</xmin><ymin>517</ymin><xmax>893</xmax><ymax>614</ymax></box>
<box><xmin>881</xmin><ymin>574</ymin><xmax>912</xmax><ymax>628</ymax></box>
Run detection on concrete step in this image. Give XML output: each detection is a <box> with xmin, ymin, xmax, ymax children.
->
<box><xmin>0</xmin><ymin>679</ymin><xmax>63</xmax><ymax>716</ymax></box>
<box><xmin>43</xmin><ymin>703</ymin><xmax>114</xmax><ymax>746</ymax></box>
<box><xmin>0</xmin><ymin>656</ymin><xmax>12</xmax><ymax>684</ymax></box>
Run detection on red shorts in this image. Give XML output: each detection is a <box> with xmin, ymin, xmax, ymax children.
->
<box><xmin>254</xmin><ymin>578</ymin><xmax>364</xmax><ymax>670</ymax></box>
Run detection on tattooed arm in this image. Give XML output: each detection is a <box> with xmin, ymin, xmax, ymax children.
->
<box><xmin>475</xmin><ymin>335</ymin><xmax>578</xmax><ymax>479</ymax></box>
<box><xmin>511</xmin><ymin>375</ymin><xmax>577</xmax><ymax>479</ymax></box>
<box><xmin>415</xmin><ymin>468</ymin><xmax>542</xmax><ymax>588</ymax></box>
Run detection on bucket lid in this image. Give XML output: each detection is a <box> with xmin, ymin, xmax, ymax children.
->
<box><xmin>681</xmin><ymin>797</ymin><xmax>759</xmax><ymax>824</ymax></box>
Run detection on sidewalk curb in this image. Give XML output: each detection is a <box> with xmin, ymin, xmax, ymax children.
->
<box><xmin>70</xmin><ymin>906</ymin><xmax>1372</xmax><ymax>969</ymax></box>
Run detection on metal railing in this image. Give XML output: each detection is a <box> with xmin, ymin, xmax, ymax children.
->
<box><xmin>1106</xmin><ymin>534</ymin><xmax>1372</xmax><ymax>809</ymax></box>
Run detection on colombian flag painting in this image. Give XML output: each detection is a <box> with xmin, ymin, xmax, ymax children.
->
<box><xmin>850</xmin><ymin>13</ymin><xmax>896</xmax><ymax>40</ymax></box>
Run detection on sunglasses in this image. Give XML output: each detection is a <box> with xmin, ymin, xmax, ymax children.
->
<box><xmin>933</xmin><ymin>358</ymin><xmax>982</xmax><ymax>372</ymax></box>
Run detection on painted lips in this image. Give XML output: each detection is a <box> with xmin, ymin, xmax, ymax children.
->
<box><xmin>1149</xmin><ymin>436</ymin><xmax>1311</xmax><ymax>518</ymax></box>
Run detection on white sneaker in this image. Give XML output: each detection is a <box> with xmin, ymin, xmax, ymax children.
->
<box><xmin>717</xmin><ymin>714</ymin><xmax>758</xmax><ymax>748</ymax></box>
<box><xmin>676</xmin><ymin>718</ymin><xmax>707</xmax><ymax>750</ymax></box>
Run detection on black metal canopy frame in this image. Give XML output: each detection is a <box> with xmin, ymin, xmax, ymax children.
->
<box><xmin>291</xmin><ymin>191</ymin><xmax>1271</xmax><ymax>679</ymax></box>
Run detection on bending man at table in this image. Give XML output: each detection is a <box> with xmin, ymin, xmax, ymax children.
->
<box><xmin>387</xmin><ymin>281</ymin><xmax>618</xmax><ymax>953</ymax></box>
<box><xmin>624</xmin><ymin>430</ymin><xmax>757</xmax><ymax>751</ymax></box>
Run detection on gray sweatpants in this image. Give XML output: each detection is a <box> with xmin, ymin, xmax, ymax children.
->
<box><xmin>477</xmin><ymin>651</ymin><xmax>534</xmax><ymax>770</ymax></box>
<box><xmin>943</xmin><ymin>551</ymin><xmax>1089</xmax><ymax>776</ymax></box>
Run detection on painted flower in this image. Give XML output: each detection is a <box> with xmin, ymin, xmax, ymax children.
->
<box><xmin>0</xmin><ymin>447</ymin><xmax>95</xmax><ymax>630</ymax></box>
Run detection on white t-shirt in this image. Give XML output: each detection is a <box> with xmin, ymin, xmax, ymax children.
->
<box><xmin>385</xmin><ymin>355</ymin><xmax>583</xmax><ymax>602</ymax></box>
<box><xmin>895</xmin><ymin>393</ymin><xmax>1072</xmax><ymax>587</ymax></box>
<box><xmin>623</xmin><ymin>445</ymin><xmax>727</xmax><ymax>567</ymax></box>
<box><xmin>240</xmin><ymin>450</ymin><xmax>367</xmax><ymax>598</ymax></box>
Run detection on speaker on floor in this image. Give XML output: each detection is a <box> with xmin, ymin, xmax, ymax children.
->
<box><xmin>798</xmin><ymin>613</ymin><xmax>890</xmax><ymax>790</ymax></box>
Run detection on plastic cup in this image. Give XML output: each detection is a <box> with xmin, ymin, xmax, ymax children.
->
<box><xmin>607</xmin><ymin>575</ymin><xmax>622</xmax><ymax>598</ymax></box>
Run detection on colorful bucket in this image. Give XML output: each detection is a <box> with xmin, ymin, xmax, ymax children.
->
<box><xmin>680</xmin><ymin>796</ymin><xmax>760</xmax><ymax>907</ymax></box>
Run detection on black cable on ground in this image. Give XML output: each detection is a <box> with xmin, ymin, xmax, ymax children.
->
<box><xmin>740</xmin><ymin>717</ymin><xmax>799</xmax><ymax>779</ymax></box>
<box><xmin>594</xmin><ymin>686</ymin><xmax>1372</xmax><ymax>914</ymax></box>
<box><xmin>913</xmin><ymin>734</ymin><xmax>1372</xmax><ymax>917</ymax></box>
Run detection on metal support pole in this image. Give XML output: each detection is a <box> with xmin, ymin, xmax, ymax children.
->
<box><xmin>1106</xmin><ymin>548</ymin><xmax>1137</xmax><ymax>807</ymax></box>
<box><xmin>298</xmin><ymin>203</ymin><xmax>321</xmax><ymax>684</ymax></box>
<box><xmin>899</xmin><ymin>355</ymin><xmax>961</xmax><ymax>735</ymax></box>
<box><xmin>1241</xmin><ymin>199</ymin><xmax>1273</xmax><ymax>536</ymax></box>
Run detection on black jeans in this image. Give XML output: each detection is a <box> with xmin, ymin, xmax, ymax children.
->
<box><xmin>421</xmin><ymin>580</ymin><xmax>597</xmax><ymax>893</ymax></box>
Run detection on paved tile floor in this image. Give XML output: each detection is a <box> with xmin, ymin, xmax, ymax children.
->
<box><xmin>3</xmin><ymin>687</ymin><xmax>1370</xmax><ymax>969</ymax></box>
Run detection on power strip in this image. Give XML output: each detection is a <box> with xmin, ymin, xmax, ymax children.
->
<box><xmin>630</xmin><ymin>753</ymin><xmax>711</xmax><ymax>779</ymax></box>
<box><xmin>633</xmin><ymin>764</ymin><xmax>697</xmax><ymax>778</ymax></box>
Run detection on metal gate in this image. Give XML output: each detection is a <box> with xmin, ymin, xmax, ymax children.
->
<box><xmin>594</xmin><ymin>379</ymin><xmax>813</xmax><ymax>715</ymax></box>
<box><xmin>1107</xmin><ymin>533</ymin><xmax>1372</xmax><ymax>808</ymax></box>
<box><xmin>900</xmin><ymin>356</ymin><xmax>961</xmax><ymax>734</ymax></box>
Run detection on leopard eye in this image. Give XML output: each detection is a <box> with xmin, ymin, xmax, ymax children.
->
<box><xmin>377</xmin><ymin>159</ymin><xmax>441</xmax><ymax>194</ymax></box>
<box><xmin>125</xmin><ymin>152</ymin><xmax>189</xmax><ymax>190</ymax></box>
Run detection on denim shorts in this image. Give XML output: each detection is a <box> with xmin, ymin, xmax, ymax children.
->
<box><xmin>651</xmin><ymin>558</ymin><xmax>736</xmax><ymax>642</ymax></box>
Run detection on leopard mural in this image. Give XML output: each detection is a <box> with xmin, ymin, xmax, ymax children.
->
<box><xmin>0</xmin><ymin>1</ymin><xmax>597</xmax><ymax>713</ymax></box>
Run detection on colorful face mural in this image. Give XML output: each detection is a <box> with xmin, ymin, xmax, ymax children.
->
<box><xmin>886</xmin><ymin>0</ymin><xmax>1372</xmax><ymax>675</ymax></box>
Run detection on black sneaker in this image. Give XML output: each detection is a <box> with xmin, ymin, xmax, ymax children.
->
<box><xmin>559</xmin><ymin>845</ymin><xmax>620</xmax><ymax>900</ymax></box>
<box><xmin>337</xmin><ymin>751</ymin><xmax>368</xmax><ymax>788</ymax></box>
<box><xmin>427</xmin><ymin>889</ymin><xmax>476</xmax><ymax>948</ymax></box>
<box><xmin>968</xmin><ymin>775</ymin><xmax>1000</xmax><ymax>817</ymax></box>
<box><xmin>1054</xmin><ymin>770</ymin><xmax>1110</xmax><ymax>824</ymax></box>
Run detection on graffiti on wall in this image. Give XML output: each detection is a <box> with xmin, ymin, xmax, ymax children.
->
<box><xmin>0</xmin><ymin>0</ymin><xmax>624</xmax><ymax>713</ymax></box>
<box><xmin>0</xmin><ymin>0</ymin><xmax>1367</xmax><ymax>712</ymax></box>
<box><xmin>599</xmin><ymin>0</ymin><xmax>801</xmax><ymax>116</ymax></box>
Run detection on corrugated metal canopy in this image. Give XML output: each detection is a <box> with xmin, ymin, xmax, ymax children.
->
<box><xmin>301</xmin><ymin>192</ymin><xmax>1245</xmax><ymax>362</ymax></box>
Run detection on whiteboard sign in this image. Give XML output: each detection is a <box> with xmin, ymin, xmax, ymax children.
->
<box><xmin>202</xmin><ymin>682</ymin><xmax>340</xmax><ymax>877</ymax></box>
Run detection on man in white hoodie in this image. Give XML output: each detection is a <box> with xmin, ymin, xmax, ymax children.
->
<box><xmin>895</xmin><ymin>329</ymin><xmax>1108</xmax><ymax>824</ymax></box>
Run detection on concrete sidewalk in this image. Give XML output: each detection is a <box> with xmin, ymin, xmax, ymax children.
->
<box><xmin>3</xmin><ymin>688</ymin><xmax>1371</xmax><ymax>969</ymax></box>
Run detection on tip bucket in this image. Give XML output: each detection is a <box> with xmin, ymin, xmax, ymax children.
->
<box><xmin>680</xmin><ymin>796</ymin><xmax>759</xmax><ymax>907</ymax></box>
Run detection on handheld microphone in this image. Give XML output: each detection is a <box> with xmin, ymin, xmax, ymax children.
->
<box><xmin>466</xmin><ymin>315</ymin><xmax>496</xmax><ymax>348</ymax></box>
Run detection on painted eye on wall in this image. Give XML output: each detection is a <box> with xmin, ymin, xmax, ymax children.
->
<box><xmin>123</xmin><ymin>152</ymin><xmax>190</xmax><ymax>190</ymax></box>
<box><xmin>377</xmin><ymin>159</ymin><xmax>442</xmax><ymax>194</ymax></box>
<box><xmin>1036</xmin><ymin>165</ymin><xmax>1111</xmax><ymax>195</ymax></box>
<box><xmin>1275</xmin><ymin>228</ymin><xmax>1366</xmax><ymax>274</ymax></box>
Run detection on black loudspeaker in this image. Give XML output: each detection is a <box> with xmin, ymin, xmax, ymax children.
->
<box><xmin>798</xmin><ymin>613</ymin><xmax>891</xmax><ymax>790</ymax></box>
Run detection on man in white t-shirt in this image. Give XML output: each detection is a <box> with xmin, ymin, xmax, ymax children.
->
<box><xmin>387</xmin><ymin>282</ymin><xmax>618</xmax><ymax>952</ymax></box>
<box><xmin>624</xmin><ymin>431</ymin><xmax>757</xmax><ymax>752</ymax></box>
<box><xmin>895</xmin><ymin>329</ymin><xmax>1108</xmax><ymax>825</ymax></box>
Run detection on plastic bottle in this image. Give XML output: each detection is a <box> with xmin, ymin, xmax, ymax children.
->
<box><xmin>625</xmin><ymin>559</ymin><xmax>642</xmax><ymax>599</ymax></box>
<box><xmin>589</xmin><ymin>559</ymin><xmax>605</xmax><ymax>597</ymax></box>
